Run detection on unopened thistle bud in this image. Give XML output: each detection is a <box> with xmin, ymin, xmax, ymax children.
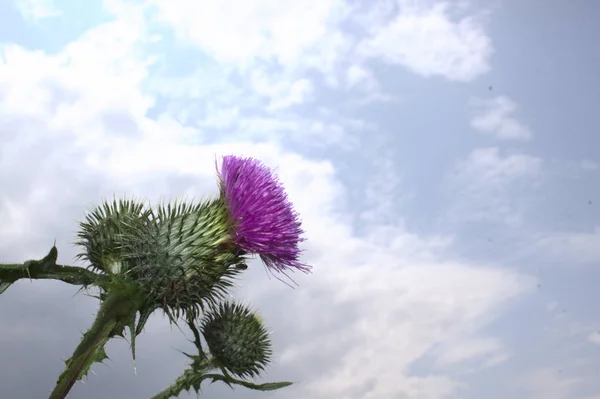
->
<box><xmin>75</xmin><ymin>198</ymin><xmax>151</xmax><ymax>274</ymax></box>
<box><xmin>201</xmin><ymin>301</ymin><xmax>272</xmax><ymax>379</ymax></box>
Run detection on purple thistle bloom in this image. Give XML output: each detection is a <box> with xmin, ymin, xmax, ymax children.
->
<box><xmin>217</xmin><ymin>155</ymin><xmax>311</xmax><ymax>275</ymax></box>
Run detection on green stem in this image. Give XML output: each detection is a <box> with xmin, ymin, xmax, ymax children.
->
<box><xmin>48</xmin><ymin>288</ymin><xmax>140</xmax><ymax>399</ymax></box>
<box><xmin>0</xmin><ymin>263</ymin><xmax>100</xmax><ymax>287</ymax></box>
<box><xmin>150</xmin><ymin>371</ymin><xmax>294</xmax><ymax>399</ymax></box>
<box><xmin>149</xmin><ymin>368</ymin><xmax>205</xmax><ymax>399</ymax></box>
<box><xmin>0</xmin><ymin>244</ymin><xmax>103</xmax><ymax>295</ymax></box>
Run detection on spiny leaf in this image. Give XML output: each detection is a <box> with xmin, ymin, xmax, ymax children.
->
<box><xmin>0</xmin><ymin>280</ymin><xmax>12</xmax><ymax>294</ymax></box>
<box><xmin>203</xmin><ymin>374</ymin><xmax>293</xmax><ymax>391</ymax></box>
<box><xmin>149</xmin><ymin>354</ymin><xmax>293</xmax><ymax>399</ymax></box>
<box><xmin>135</xmin><ymin>303</ymin><xmax>158</xmax><ymax>336</ymax></box>
<box><xmin>0</xmin><ymin>243</ymin><xmax>62</xmax><ymax>295</ymax></box>
<box><xmin>71</xmin><ymin>347</ymin><xmax>109</xmax><ymax>381</ymax></box>
<box><xmin>40</xmin><ymin>242</ymin><xmax>58</xmax><ymax>269</ymax></box>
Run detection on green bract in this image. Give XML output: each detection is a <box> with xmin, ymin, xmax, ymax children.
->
<box><xmin>76</xmin><ymin>197</ymin><xmax>245</xmax><ymax>321</ymax></box>
<box><xmin>201</xmin><ymin>301</ymin><xmax>272</xmax><ymax>379</ymax></box>
<box><xmin>75</xmin><ymin>197</ymin><xmax>152</xmax><ymax>275</ymax></box>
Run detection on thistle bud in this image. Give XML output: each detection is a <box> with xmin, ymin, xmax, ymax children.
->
<box><xmin>201</xmin><ymin>301</ymin><xmax>272</xmax><ymax>379</ymax></box>
<box><xmin>75</xmin><ymin>198</ymin><xmax>151</xmax><ymax>274</ymax></box>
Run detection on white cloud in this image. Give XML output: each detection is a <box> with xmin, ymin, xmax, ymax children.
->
<box><xmin>454</xmin><ymin>147</ymin><xmax>541</xmax><ymax>189</ymax></box>
<box><xmin>136</xmin><ymin>0</ymin><xmax>364</xmax><ymax>146</ymax></box>
<box><xmin>588</xmin><ymin>331</ymin><xmax>600</xmax><ymax>345</ymax></box>
<box><xmin>533</xmin><ymin>227</ymin><xmax>600</xmax><ymax>265</ymax></box>
<box><xmin>346</xmin><ymin>64</ymin><xmax>377</xmax><ymax>90</ymax></box>
<box><xmin>358</xmin><ymin>1</ymin><xmax>493</xmax><ymax>81</ymax></box>
<box><xmin>14</xmin><ymin>0</ymin><xmax>61</xmax><ymax>21</ymax></box>
<box><xmin>470</xmin><ymin>96</ymin><xmax>533</xmax><ymax>140</ymax></box>
<box><xmin>448</xmin><ymin>147</ymin><xmax>542</xmax><ymax>225</ymax></box>
<box><xmin>274</xmin><ymin>258</ymin><xmax>533</xmax><ymax>398</ymax></box>
<box><xmin>148</xmin><ymin>0</ymin><xmax>352</xmax><ymax>72</ymax></box>
<box><xmin>580</xmin><ymin>159</ymin><xmax>599</xmax><ymax>171</ymax></box>
<box><xmin>524</xmin><ymin>368</ymin><xmax>582</xmax><ymax>399</ymax></box>
<box><xmin>344</xmin><ymin>64</ymin><xmax>397</xmax><ymax>105</ymax></box>
<box><xmin>248</xmin><ymin>72</ymin><xmax>314</xmax><ymax>110</ymax></box>
<box><xmin>435</xmin><ymin>337</ymin><xmax>510</xmax><ymax>369</ymax></box>
<box><xmin>360</xmin><ymin>151</ymin><xmax>406</xmax><ymax>225</ymax></box>
<box><xmin>140</xmin><ymin>0</ymin><xmax>495</xmax><ymax>125</ymax></box>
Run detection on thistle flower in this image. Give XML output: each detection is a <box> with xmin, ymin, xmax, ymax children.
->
<box><xmin>217</xmin><ymin>156</ymin><xmax>311</xmax><ymax>275</ymax></box>
<box><xmin>76</xmin><ymin>198</ymin><xmax>244</xmax><ymax>322</ymax></box>
<box><xmin>47</xmin><ymin>158</ymin><xmax>308</xmax><ymax>399</ymax></box>
<box><xmin>74</xmin><ymin>156</ymin><xmax>311</xmax><ymax>327</ymax></box>
<box><xmin>201</xmin><ymin>301</ymin><xmax>272</xmax><ymax>379</ymax></box>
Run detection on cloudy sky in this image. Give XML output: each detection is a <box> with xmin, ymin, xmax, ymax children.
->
<box><xmin>1</xmin><ymin>0</ymin><xmax>599</xmax><ymax>398</ymax></box>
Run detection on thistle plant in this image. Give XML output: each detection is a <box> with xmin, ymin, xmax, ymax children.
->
<box><xmin>0</xmin><ymin>155</ymin><xmax>310</xmax><ymax>399</ymax></box>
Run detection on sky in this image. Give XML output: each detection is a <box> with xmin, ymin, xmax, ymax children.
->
<box><xmin>0</xmin><ymin>0</ymin><xmax>599</xmax><ymax>398</ymax></box>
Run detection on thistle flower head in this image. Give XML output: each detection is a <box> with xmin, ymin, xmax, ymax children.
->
<box><xmin>77</xmin><ymin>197</ymin><xmax>245</xmax><ymax>322</ymax></box>
<box><xmin>201</xmin><ymin>301</ymin><xmax>272</xmax><ymax>379</ymax></box>
<box><xmin>217</xmin><ymin>155</ymin><xmax>311</xmax><ymax>275</ymax></box>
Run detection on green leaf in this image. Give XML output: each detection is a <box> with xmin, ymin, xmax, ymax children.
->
<box><xmin>70</xmin><ymin>346</ymin><xmax>109</xmax><ymax>381</ymax></box>
<box><xmin>49</xmin><ymin>288</ymin><xmax>143</xmax><ymax>399</ymax></box>
<box><xmin>0</xmin><ymin>280</ymin><xmax>12</xmax><ymax>294</ymax></box>
<box><xmin>203</xmin><ymin>373</ymin><xmax>293</xmax><ymax>391</ymax></box>
<box><xmin>1</xmin><ymin>244</ymin><xmax>102</xmax><ymax>295</ymax></box>
<box><xmin>149</xmin><ymin>366</ymin><xmax>293</xmax><ymax>399</ymax></box>
<box><xmin>135</xmin><ymin>302</ymin><xmax>158</xmax><ymax>336</ymax></box>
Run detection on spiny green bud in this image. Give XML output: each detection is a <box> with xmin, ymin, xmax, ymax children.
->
<box><xmin>75</xmin><ymin>198</ymin><xmax>151</xmax><ymax>274</ymax></box>
<box><xmin>121</xmin><ymin>199</ymin><xmax>245</xmax><ymax>319</ymax></box>
<box><xmin>201</xmin><ymin>301</ymin><xmax>272</xmax><ymax>379</ymax></box>
<box><xmin>76</xmin><ymin>197</ymin><xmax>245</xmax><ymax>320</ymax></box>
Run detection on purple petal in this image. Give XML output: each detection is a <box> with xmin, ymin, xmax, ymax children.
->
<box><xmin>218</xmin><ymin>155</ymin><xmax>311</xmax><ymax>274</ymax></box>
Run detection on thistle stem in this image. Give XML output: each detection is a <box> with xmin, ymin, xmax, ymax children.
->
<box><xmin>48</xmin><ymin>288</ymin><xmax>140</xmax><ymax>399</ymax></box>
<box><xmin>150</xmin><ymin>370</ymin><xmax>294</xmax><ymax>398</ymax></box>
<box><xmin>186</xmin><ymin>318</ymin><xmax>205</xmax><ymax>357</ymax></box>
<box><xmin>149</xmin><ymin>368</ymin><xmax>204</xmax><ymax>399</ymax></box>
<box><xmin>0</xmin><ymin>263</ymin><xmax>101</xmax><ymax>292</ymax></box>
